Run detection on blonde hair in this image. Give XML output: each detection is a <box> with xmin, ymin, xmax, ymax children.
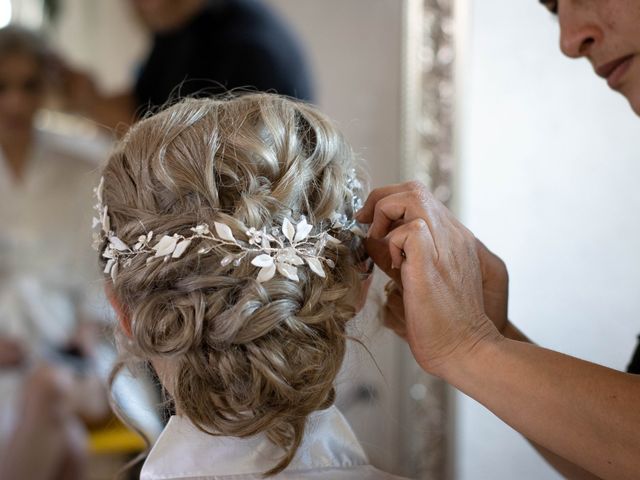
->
<box><xmin>100</xmin><ymin>94</ymin><xmax>366</xmax><ymax>475</ymax></box>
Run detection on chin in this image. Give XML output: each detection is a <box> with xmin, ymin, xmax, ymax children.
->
<box><xmin>625</xmin><ymin>88</ymin><xmax>640</xmax><ymax>116</ymax></box>
<box><xmin>622</xmin><ymin>73</ymin><xmax>640</xmax><ymax>116</ymax></box>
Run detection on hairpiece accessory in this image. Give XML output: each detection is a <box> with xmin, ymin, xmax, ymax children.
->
<box><xmin>92</xmin><ymin>171</ymin><xmax>365</xmax><ymax>283</ymax></box>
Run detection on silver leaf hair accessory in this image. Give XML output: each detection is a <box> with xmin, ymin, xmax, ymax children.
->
<box><xmin>92</xmin><ymin>170</ymin><xmax>365</xmax><ymax>283</ymax></box>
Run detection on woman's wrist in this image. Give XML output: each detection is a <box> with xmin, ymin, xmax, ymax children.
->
<box><xmin>444</xmin><ymin>330</ymin><xmax>507</xmax><ymax>392</ymax></box>
<box><xmin>427</xmin><ymin>316</ymin><xmax>505</xmax><ymax>384</ymax></box>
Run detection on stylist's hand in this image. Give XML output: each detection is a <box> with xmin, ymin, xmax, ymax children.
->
<box><xmin>382</xmin><ymin>239</ymin><xmax>509</xmax><ymax>339</ymax></box>
<box><xmin>357</xmin><ymin>182</ymin><xmax>501</xmax><ymax>375</ymax></box>
<box><xmin>475</xmin><ymin>240</ymin><xmax>509</xmax><ymax>333</ymax></box>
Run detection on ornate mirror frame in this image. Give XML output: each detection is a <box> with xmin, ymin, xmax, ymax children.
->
<box><xmin>399</xmin><ymin>0</ymin><xmax>456</xmax><ymax>478</ymax></box>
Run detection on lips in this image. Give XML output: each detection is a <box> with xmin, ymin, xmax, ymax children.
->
<box><xmin>595</xmin><ymin>55</ymin><xmax>634</xmax><ymax>88</ymax></box>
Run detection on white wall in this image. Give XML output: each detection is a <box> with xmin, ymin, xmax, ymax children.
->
<box><xmin>456</xmin><ymin>1</ymin><xmax>640</xmax><ymax>479</ymax></box>
<box><xmin>265</xmin><ymin>0</ymin><xmax>403</xmax><ymax>189</ymax></box>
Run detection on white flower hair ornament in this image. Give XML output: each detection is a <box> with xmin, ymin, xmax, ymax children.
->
<box><xmin>92</xmin><ymin>172</ymin><xmax>366</xmax><ymax>283</ymax></box>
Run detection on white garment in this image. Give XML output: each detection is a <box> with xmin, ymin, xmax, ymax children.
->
<box><xmin>141</xmin><ymin>406</ymin><xmax>407</xmax><ymax>479</ymax></box>
<box><xmin>0</xmin><ymin>128</ymin><xmax>106</xmax><ymax>350</ymax></box>
<box><xmin>0</xmin><ymin>128</ymin><xmax>109</xmax><ymax>441</ymax></box>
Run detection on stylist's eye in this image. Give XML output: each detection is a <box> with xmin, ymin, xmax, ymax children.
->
<box><xmin>539</xmin><ymin>0</ymin><xmax>558</xmax><ymax>14</ymax></box>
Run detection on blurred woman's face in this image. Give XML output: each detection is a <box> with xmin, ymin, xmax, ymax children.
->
<box><xmin>0</xmin><ymin>54</ymin><xmax>44</xmax><ymax>137</ymax></box>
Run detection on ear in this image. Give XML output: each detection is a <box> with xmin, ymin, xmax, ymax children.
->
<box><xmin>104</xmin><ymin>283</ymin><xmax>132</xmax><ymax>337</ymax></box>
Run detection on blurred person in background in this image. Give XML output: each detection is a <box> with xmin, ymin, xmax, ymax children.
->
<box><xmin>0</xmin><ymin>24</ymin><xmax>110</xmax><ymax>480</ymax></box>
<box><xmin>62</xmin><ymin>0</ymin><xmax>314</xmax><ymax>132</ymax></box>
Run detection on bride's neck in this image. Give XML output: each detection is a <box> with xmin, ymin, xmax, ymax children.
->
<box><xmin>151</xmin><ymin>356</ymin><xmax>182</xmax><ymax>414</ymax></box>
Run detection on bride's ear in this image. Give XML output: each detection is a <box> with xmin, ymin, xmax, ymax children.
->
<box><xmin>105</xmin><ymin>283</ymin><xmax>132</xmax><ymax>337</ymax></box>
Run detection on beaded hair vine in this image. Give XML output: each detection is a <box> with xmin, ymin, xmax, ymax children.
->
<box><xmin>92</xmin><ymin>170</ymin><xmax>365</xmax><ymax>283</ymax></box>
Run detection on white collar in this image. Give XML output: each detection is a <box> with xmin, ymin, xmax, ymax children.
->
<box><xmin>140</xmin><ymin>405</ymin><xmax>370</xmax><ymax>479</ymax></box>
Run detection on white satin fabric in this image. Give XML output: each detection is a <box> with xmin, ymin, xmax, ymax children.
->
<box><xmin>141</xmin><ymin>406</ymin><xmax>407</xmax><ymax>479</ymax></box>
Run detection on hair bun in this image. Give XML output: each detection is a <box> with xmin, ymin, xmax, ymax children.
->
<box><xmin>102</xmin><ymin>94</ymin><xmax>365</xmax><ymax>475</ymax></box>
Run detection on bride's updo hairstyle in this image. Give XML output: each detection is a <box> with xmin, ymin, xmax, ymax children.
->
<box><xmin>99</xmin><ymin>94</ymin><xmax>366</xmax><ymax>475</ymax></box>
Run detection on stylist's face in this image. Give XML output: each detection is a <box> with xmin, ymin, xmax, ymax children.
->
<box><xmin>0</xmin><ymin>54</ymin><xmax>44</xmax><ymax>136</ymax></box>
<box><xmin>543</xmin><ymin>0</ymin><xmax>640</xmax><ymax>115</ymax></box>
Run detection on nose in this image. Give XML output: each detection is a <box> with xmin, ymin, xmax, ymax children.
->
<box><xmin>558</xmin><ymin>7</ymin><xmax>603</xmax><ymax>58</ymax></box>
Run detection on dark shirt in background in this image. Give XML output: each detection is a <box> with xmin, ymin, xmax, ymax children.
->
<box><xmin>134</xmin><ymin>0</ymin><xmax>314</xmax><ymax>115</ymax></box>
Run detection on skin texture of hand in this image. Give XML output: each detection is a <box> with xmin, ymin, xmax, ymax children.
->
<box><xmin>356</xmin><ymin>181</ymin><xmax>500</xmax><ymax>375</ymax></box>
<box><xmin>379</xmin><ymin>238</ymin><xmax>510</xmax><ymax>339</ymax></box>
<box><xmin>362</xmin><ymin>185</ymin><xmax>510</xmax><ymax>339</ymax></box>
<box><xmin>475</xmin><ymin>239</ymin><xmax>509</xmax><ymax>333</ymax></box>
<box><xmin>358</xmin><ymin>181</ymin><xmax>640</xmax><ymax>479</ymax></box>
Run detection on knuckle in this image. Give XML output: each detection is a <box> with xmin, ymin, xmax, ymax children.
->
<box><xmin>405</xmin><ymin>180</ymin><xmax>426</xmax><ymax>192</ymax></box>
<box><xmin>409</xmin><ymin>187</ymin><xmax>432</xmax><ymax>207</ymax></box>
<box><xmin>408</xmin><ymin>187</ymin><xmax>423</xmax><ymax>201</ymax></box>
<box><xmin>372</xmin><ymin>201</ymin><xmax>386</xmax><ymax>220</ymax></box>
<box><xmin>409</xmin><ymin>218</ymin><xmax>428</xmax><ymax>232</ymax></box>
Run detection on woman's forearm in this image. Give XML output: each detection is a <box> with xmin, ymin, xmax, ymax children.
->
<box><xmin>532</xmin><ymin>441</ymin><xmax>602</xmax><ymax>479</ymax></box>
<box><xmin>499</xmin><ymin>321</ymin><xmax>603</xmax><ymax>479</ymax></box>
<box><xmin>444</xmin><ymin>335</ymin><xmax>640</xmax><ymax>480</ymax></box>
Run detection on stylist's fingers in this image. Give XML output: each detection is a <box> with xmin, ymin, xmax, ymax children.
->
<box><xmin>366</xmin><ymin>189</ymin><xmax>457</xmax><ymax>255</ymax></box>
<box><xmin>364</xmin><ymin>237</ymin><xmax>401</xmax><ymax>284</ymax></box>
<box><xmin>386</xmin><ymin>218</ymin><xmax>436</xmax><ymax>271</ymax></box>
<box><xmin>355</xmin><ymin>181</ymin><xmax>423</xmax><ymax>224</ymax></box>
<box><xmin>367</xmin><ymin>188</ymin><xmax>435</xmax><ymax>240</ymax></box>
<box><xmin>367</xmin><ymin>192</ymin><xmax>409</xmax><ymax>240</ymax></box>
